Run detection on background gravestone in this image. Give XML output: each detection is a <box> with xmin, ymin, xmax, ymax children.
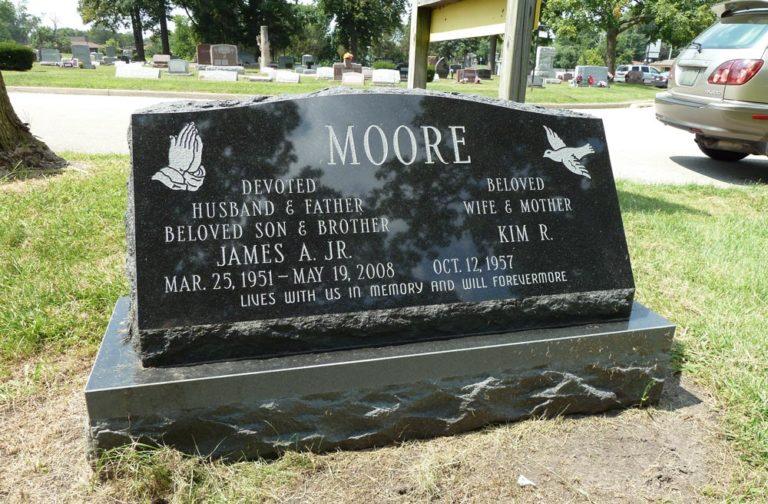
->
<box><xmin>575</xmin><ymin>65</ymin><xmax>610</xmax><ymax>86</ymax></box>
<box><xmin>625</xmin><ymin>70</ymin><xmax>645</xmax><ymax>84</ymax></box>
<box><xmin>277</xmin><ymin>55</ymin><xmax>294</xmax><ymax>69</ymax></box>
<box><xmin>168</xmin><ymin>59</ymin><xmax>190</xmax><ymax>74</ymax></box>
<box><xmin>40</xmin><ymin>48</ymin><xmax>60</xmax><ymax>65</ymax></box>
<box><xmin>71</xmin><ymin>45</ymin><xmax>93</xmax><ymax>69</ymax></box>
<box><xmin>535</xmin><ymin>46</ymin><xmax>557</xmax><ymax>79</ymax></box>
<box><xmin>239</xmin><ymin>51</ymin><xmax>256</xmax><ymax>66</ymax></box>
<box><xmin>435</xmin><ymin>57</ymin><xmax>449</xmax><ymax>78</ymax></box>
<box><xmin>301</xmin><ymin>54</ymin><xmax>315</xmax><ymax>69</ymax></box>
<box><xmin>211</xmin><ymin>44</ymin><xmax>238</xmax><ymax>66</ymax></box>
<box><xmin>196</xmin><ymin>44</ymin><xmax>211</xmax><ymax>65</ymax></box>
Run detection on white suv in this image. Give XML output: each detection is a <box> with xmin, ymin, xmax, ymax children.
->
<box><xmin>615</xmin><ymin>64</ymin><xmax>661</xmax><ymax>83</ymax></box>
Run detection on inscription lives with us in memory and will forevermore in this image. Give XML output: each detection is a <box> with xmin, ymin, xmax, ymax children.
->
<box><xmin>147</xmin><ymin>115</ymin><xmax>595</xmax><ymax>321</ymax></box>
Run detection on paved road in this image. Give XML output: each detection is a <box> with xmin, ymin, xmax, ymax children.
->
<box><xmin>10</xmin><ymin>91</ymin><xmax>767</xmax><ymax>186</ymax></box>
<box><xmin>585</xmin><ymin>106</ymin><xmax>768</xmax><ymax>186</ymax></box>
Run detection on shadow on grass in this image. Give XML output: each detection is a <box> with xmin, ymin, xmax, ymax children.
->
<box><xmin>0</xmin><ymin>165</ymin><xmax>66</xmax><ymax>185</ymax></box>
<box><xmin>670</xmin><ymin>155</ymin><xmax>768</xmax><ymax>185</ymax></box>
<box><xmin>618</xmin><ymin>189</ymin><xmax>709</xmax><ymax>216</ymax></box>
<box><xmin>653</xmin><ymin>337</ymin><xmax>701</xmax><ymax>411</ymax></box>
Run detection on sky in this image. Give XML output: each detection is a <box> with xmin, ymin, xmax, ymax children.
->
<box><xmin>20</xmin><ymin>0</ymin><xmax>186</xmax><ymax>31</ymax></box>
<box><xmin>22</xmin><ymin>0</ymin><xmax>89</xmax><ymax>30</ymax></box>
<box><xmin>20</xmin><ymin>0</ymin><xmax>319</xmax><ymax>32</ymax></box>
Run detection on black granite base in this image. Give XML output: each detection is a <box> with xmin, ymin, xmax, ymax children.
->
<box><xmin>85</xmin><ymin>297</ymin><xmax>674</xmax><ymax>460</ymax></box>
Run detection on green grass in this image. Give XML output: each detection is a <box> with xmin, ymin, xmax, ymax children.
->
<box><xmin>95</xmin><ymin>445</ymin><xmax>319</xmax><ymax>502</ymax></box>
<box><xmin>621</xmin><ymin>183</ymin><xmax>768</xmax><ymax>470</ymax></box>
<box><xmin>0</xmin><ymin>154</ymin><xmax>128</xmax><ymax>375</ymax></box>
<box><xmin>1</xmin><ymin>155</ymin><xmax>766</xmax><ymax>498</ymax></box>
<box><xmin>3</xmin><ymin>63</ymin><xmax>660</xmax><ymax>104</ymax></box>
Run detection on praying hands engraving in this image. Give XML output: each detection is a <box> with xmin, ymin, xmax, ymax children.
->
<box><xmin>151</xmin><ymin>122</ymin><xmax>206</xmax><ymax>191</ymax></box>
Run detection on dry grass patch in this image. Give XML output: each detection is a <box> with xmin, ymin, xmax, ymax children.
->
<box><xmin>2</xmin><ymin>352</ymin><xmax>754</xmax><ymax>503</ymax></box>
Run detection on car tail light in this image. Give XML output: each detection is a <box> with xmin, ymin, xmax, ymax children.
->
<box><xmin>708</xmin><ymin>59</ymin><xmax>764</xmax><ymax>85</ymax></box>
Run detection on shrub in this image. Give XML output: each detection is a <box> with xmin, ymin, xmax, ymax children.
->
<box><xmin>427</xmin><ymin>64</ymin><xmax>436</xmax><ymax>82</ymax></box>
<box><xmin>373</xmin><ymin>60</ymin><xmax>396</xmax><ymax>70</ymax></box>
<box><xmin>0</xmin><ymin>42</ymin><xmax>35</xmax><ymax>71</ymax></box>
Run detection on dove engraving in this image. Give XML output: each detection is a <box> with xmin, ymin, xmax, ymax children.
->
<box><xmin>151</xmin><ymin>122</ymin><xmax>206</xmax><ymax>192</ymax></box>
<box><xmin>542</xmin><ymin>126</ymin><xmax>594</xmax><ymax>179</ymax></box>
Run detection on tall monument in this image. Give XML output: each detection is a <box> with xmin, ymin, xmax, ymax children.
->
<box><xmin>259</xmin><ymin>25</ymin><xmax>271</xmax><ymax>71</ymax></box>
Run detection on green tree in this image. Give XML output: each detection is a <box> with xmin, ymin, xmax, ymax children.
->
<box><xmin>170</xmin><ymin>15</ymin><xmax>197</xmax><ymax>60</ymax></box>
<box><xmin>175</xmin><ymin>0</ymin><xmax>297</xmax><ymax>55</ymax></box>
<box><xmin>0</xmin><ymin>0</ymin><xmax>40</xmax><ymax>44</ymax></box>
<box><xmin>370</xmin><ymin>22</ymin><xmax>409</xmax><ymax>63</ymax></box>
<box><xmin>650</xmin><ymin>0</ymin><xmax>715</xmax><ymax>50</ymax></box>
<box><xmin>318</xmin><ymin>0</ymin><xmax>408</xmax><ymax>61</ymax></box>
<box><xmin>285</xmin><ymin>3</ymin><xmax>334</xmax><ymax>61</ymax></box>
<box><xmin>79</xmin><ymin>0</ymin><xmax>157</xmax><ymax>60</ymax></box>
<box><xmin>430</xmin><ymin>37</ymin><xmax>490</xmax><ymax>66</ymax></box>
<box><xmin>544</xmin><ymin>0</ymin><xmax>717</xmax><ymax>73</ymax></box>
<box><xmin>578</xmin><ymin>47</ymin><xmax>604</xmax><ymax>66</ymax></box>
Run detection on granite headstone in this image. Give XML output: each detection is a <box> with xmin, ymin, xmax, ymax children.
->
<box><xmin>152</xmin><ymin>54</ymin><xmax>171</xmax><ymax>67</ymax></box>
<box><xmin>86</xmin><ymin>89</ymin><xmax>674</xmax><ymax>461</ymax></box>
<box><xmin>127</xmin><ymin>91</ymin><xmax>635</xmax><ymax>366</ymax></box>
<box><xmin>211</xmin><ymin>44</ymin><xmax>238</xmax><ymax>66</ymax></box>
<box><xmin>196</xmin><ymin>44</ymin><xmax>211</xmax><ymax>65</ymax></box>
<box><xmin>72</xmin><ymin>45</ymin><xmax>93</xmax><ymax>69</ymax></box>
<box><xmin>277</xmin><ymin>56</ymin><xmax>295</xmax><ymax>69</ymax></box>
<box><xmin>116</xmin><ymin>64</ymin><xmax>160</xmax><ymax>80</ymax></box>
<box><xmin>575</xmin><ymin>65</ymin><xmax>610</xmax><ymax>86</ymax></box>
<box><xmin>40</xmin><ymin>48</ymin><xmax>60</xmax><ymax>65</ymax></box>
<box><xmin>198</xmin><ymin>69</ymin><xmax>238</xmax><ymax>82</ymax></box>
<box><xmin>168</xmin><ymin>59</ymin><xmax>190</xmax><ymax>75</ymax></box>
<box><xmin>535</xmin><ymin>46</ymin><xmax>557</xmax><ymax>79</ymax></box>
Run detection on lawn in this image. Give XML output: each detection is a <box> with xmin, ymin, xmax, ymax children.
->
<box><xmin>1</xmin><ymin>156</ymin><xmax>766</xmax><ymax>500</ymax></box>
<box><xmin>3</xmin><ymin>63</ymin><xmax>660</xmax><ymax>104</ymax></box>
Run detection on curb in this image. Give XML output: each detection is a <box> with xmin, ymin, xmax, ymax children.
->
<box><xmin>7</xmin><ymin>86</ymin><xmax>242</xmax><ymax>101</ymax></box>
<box><xmin>537</xmin><ymin>100</ymin><xmax>654</xmax><ymax>110</ymax></box>
<box><xmin>8</xmin><ymin>86</ymin><xmax>655</xmax><ymax>110</ymax></box>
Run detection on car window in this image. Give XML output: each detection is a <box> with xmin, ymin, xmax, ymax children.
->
<box><xmin>695</xmin><ymin>15</ymin><xmax>768</xmax><ymax>49</ymax></box>
<box><xmin>632</xmin><ymin>66</ymin><xmax>640</xmax><ymax>71</ymax></box>
<box><xmin>617</xmin><ymin>65</ymin><xmax>629</xmax><ymax>72</ymax></box>
<box><xmin>650</xmin><ymin>67</ymin><xmax>659</xmax><ymax>74</ymax></box>
<box><xmin>642</xmin><ymin>66</ymin><xmax>650</xmax><ymax>72</ymax></box>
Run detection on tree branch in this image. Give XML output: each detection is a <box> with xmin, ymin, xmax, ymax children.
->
<box><xmin>618</xmin><ymin>15</ymin><xmax>653</xmax><ymax>32</ymax></box>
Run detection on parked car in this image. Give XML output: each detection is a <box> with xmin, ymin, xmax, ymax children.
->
<box><xmin>655</xmin><ymin>0</ymin><xmax>768</xmax><ymax>161</ymax></box>
<box><xmin>653</xmin><ymin>71</ymin><xmax>670</xmax><ymax>88</ymax></box>
<box><xmin>614</xmin><ymin>64</ymin><xmax>662</xmax><ymax>83</ymax></box>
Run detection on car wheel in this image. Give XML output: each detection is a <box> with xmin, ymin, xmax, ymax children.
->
<box><xmin>696</xmin><ymin>144</ymin><xmax>749</xmax><ymax>162</ymax></box>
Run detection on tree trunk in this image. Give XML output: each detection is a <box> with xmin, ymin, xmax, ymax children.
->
<box><xmin>0</xmin><ymin>71</ymin><xmax>65</xmax><ymax>171</ymax></box>
<box><xmin>131</xmin><ymin>5</ymin><xmax>146</xmax><ymax>61</ymax></box>
<box><xmin>159</xmin><ymin>2</ymin><xmax>170</xmax><ymax>55</ymax></box>
<box><xmin>605</xmin><ymin>28</ymin><xmax>618</xmax><ymax>75</ymax></box>
<box><xmin>489</xmin><ymin>35</ymin><xmax>498</xmax><ymax>73</ymax></box>
<box><xmin>349</xmin><ymin>30</ymin><xmax>359</xmax><ymax>60</ymax></box>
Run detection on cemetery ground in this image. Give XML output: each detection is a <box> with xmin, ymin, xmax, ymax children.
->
<box><xmin>3</xmin><ymin>63</ymin><xmax>659</xmax><ymax>105</ymax></box>
<box><xmin>1</xmin><ymin>154</ymin><xmax>767</xmax><ymax>502</ymax></box>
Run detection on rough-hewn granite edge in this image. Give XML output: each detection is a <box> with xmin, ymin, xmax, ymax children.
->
<box><xmin>137</xmin><ymin>288</ymin><xmax>634</xmax><ymax>366</ymax></box>
<box><xmin>87</xmin><ymin>360</ymin><xmax>667</xmax><ymax>461</ymax></box>
<box><xmin>130</xmin><ymin>86</ymin><xmax>594</xmax><ymax>118</ymax></box>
